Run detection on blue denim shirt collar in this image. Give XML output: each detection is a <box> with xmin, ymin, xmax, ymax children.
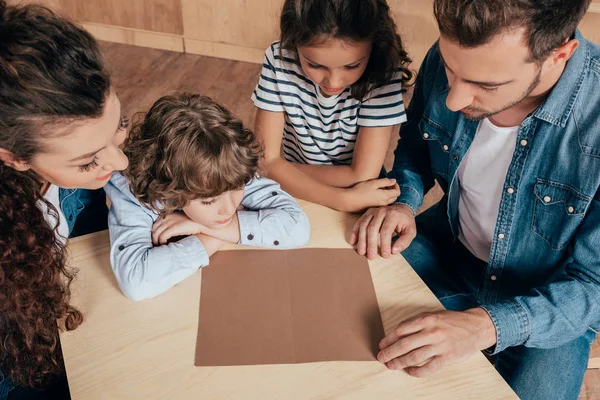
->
<box><xmin>532</xmin><ymin>30</ymin><xmax>588</xmax><ymax>128</ymax></box>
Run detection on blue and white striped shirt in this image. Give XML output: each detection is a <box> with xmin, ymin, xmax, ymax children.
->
<box><xmin>252</xmin><ymin>41</ymin><xmax>407</xmax><ymax>165</ymax></box>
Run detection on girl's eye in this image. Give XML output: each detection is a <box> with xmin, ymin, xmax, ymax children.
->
<box><xmin>119</xmin><ymin>116</ymin><xmax>130</xmax><ymax>130</ymax></box>
<box><xmin>345</xmin><ymin>64</ymin><xmax>361</xmax><ymax>70</ymax></box>
<box><xmin>79</xmin><ymin>156</ymin><xmax>99</xmax><ymax>172</ymax></box>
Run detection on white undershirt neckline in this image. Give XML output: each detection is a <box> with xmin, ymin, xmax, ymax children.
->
<box><xmin>457</xmin><ymin>117</ymin><xmax>519</xmax><ymax>262</ymax></box>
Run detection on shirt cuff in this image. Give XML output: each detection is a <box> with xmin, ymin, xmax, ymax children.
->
<box><xmin>179</xmin><ymin>234</ymin><xmax>210</xmax><ymax>268</ymax></box>
<box><xmin>480</xmin><ymin>300</ymin><xmax>531</xmax><ymax>354</ymax></box>
<box><xmin>393</xmin><ymin>185</ymin><xmax>423</xmax><ymax>216</ymax></box>
<box><xmin>237</xmin><ymin>210</ymin><xmax>262</xmax><ymax>245</ymax></box>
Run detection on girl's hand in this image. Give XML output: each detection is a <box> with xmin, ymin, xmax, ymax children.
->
<box><xmin>151</xmin><ymin>212</ymin><xmax>206</xmax><ymax>245</ymax></box>
<box><xmin>342</xmin><ymin>178</ymin><xmax>400</xmax><ymax>212</ymax></box>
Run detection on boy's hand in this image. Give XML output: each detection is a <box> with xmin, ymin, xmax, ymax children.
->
<box><xmin>151</xmin><ymin>212</ymin><xmax>206</xmax><ymax>245</ymax></box>
<box><xmin>342</xmin><ymin>178</ymin><xmax>400</xmax><ymax>212</ymax></box>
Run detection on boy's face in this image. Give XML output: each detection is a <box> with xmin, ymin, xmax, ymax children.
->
<box><xmin>182</xmin><ymin>188</ymin><xmax>245</xmax><ymax>229</ymax></box>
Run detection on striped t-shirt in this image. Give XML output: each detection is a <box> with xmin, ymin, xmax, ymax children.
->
<box><xmin>251</xmin><ymin>41</ymin><xmax>407</xmax><ymax>165</ymax></box>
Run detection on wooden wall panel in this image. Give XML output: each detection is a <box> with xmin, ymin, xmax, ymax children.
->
<box><xmin>181</xmin><ymin>0</ymin><xmax>281</xmax><ymax>49</ymax></box>
<box><xmin>58</xmin><ymin>0</ymin><xmax>183</xmax><ymax>35</ymax></box>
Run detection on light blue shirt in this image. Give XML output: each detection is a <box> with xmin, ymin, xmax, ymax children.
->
<box><xmin>105</xmin><ymin>172</ymin><xmax>310</xmax><ymax>301</ymax></box>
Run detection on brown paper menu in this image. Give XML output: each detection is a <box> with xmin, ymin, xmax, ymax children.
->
<box><xmin>195</xmin><ymin>248</ymin><xmax>385</xmax><ymax>366</ymax></box>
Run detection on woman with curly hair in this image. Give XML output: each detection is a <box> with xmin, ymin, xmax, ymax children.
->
<box><xmin>0</xmin><ymin>1</ymin><xmax>129</xmax><ymax>398</ymax></box>
<box><xmin>105</xmin><ymin>93</ymin><xmax>310</xmax><ymax>301</ymax></box>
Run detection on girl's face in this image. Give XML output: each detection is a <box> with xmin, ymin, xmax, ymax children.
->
<box><xmin>182</xmin><ymin>188</ymin><xmax>245</xmax><ymax>230</ymax></box>
<box><xmin>14</xmin><ymin>91</ymin><xmax>129</xmax><ymax>190</ymax></box>
<box><xmin>298</xmin><ymin>37</ymin><xmax>372</xmax><ymax>97</ymax></box>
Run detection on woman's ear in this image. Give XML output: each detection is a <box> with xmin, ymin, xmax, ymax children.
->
<box><xmin>0</xmin><ymin>148</ymin><xmax>30</xmax><ymax>171</ymax></box>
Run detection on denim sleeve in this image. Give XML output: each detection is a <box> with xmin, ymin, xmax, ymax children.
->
<box><xmin>238</xmin><ymin>176</ymin><xmax>310</xmax><ymax>248</ymax></box>
<box><xmin>387</xmin><ymin>45</ymin><xmax>438</xmax><ymax>215</ymax></box>
<box><xmin>105</xmin><ymin>174</ymin><xmax>209</xmax><ymax>301</ymax></box>
<box><xmin>482</xmin><ymin>195</ymin><xmax>600</xmax><ymax>353</ymax></box>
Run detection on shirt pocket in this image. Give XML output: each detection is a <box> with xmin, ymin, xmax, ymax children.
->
<box><xmin>531</xmin><ymin>179</ymin><xmax>591</xmax><ymax>250</ymax></box>
<box><xmin>419</xmin><ymin>117</ymin><xmax>452</xmax><ymax>178</ymax></box>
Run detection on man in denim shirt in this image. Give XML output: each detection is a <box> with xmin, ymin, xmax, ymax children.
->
<box><xmin>350</xmin><ymin>0</ymin><xmax>599</xmax><ymax>398</ymax></box>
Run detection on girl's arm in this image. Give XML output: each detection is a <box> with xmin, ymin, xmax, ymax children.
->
<box><xmin>292</xmin><ymin>125</ymin><xmax>395</xmax><ymax>187</ymax></box>
<box><xmin>255</xmin><ymin>109</ymin><xmax>398</xmax><ymax>212</ymax></box>
<box><xmin>105</xmin><ymin>173</ymin><xmax>222</xmax><ymax>301</ymax></box>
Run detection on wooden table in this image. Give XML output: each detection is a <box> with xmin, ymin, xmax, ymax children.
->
<box><xmin>61</xmin><ymin>200</ymin><xmax>517</xmax><ymax>399</ymax></box>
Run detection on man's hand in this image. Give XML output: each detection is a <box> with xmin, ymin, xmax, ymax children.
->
<box><xmin>349</xmin><ymin>203</ymin><xmax>416</xmax><ymax>260</ymax></box>
<box><xmin>377</xmin><ymin>308</ymin><xmax>497</xmax><ymax>377</ymax></box>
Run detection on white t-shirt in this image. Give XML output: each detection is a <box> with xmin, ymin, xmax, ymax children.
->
<box><xmin>39</xmin><ymin>184</ymin><xmax>69</xmax><ymax>244</ymax></box>
<box><xmin>458</xmin><ymin>118</ymin><xmax>518</xmax><ymax>261</ymax></box>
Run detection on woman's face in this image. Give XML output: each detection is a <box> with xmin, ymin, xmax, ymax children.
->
<box><xmin>25</xmin><ymin>91</ymin><xmax>130</xmax><ymax>190</ymax></box>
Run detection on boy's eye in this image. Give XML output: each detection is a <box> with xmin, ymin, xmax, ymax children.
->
<box><xmin>307</xmin><ymin>63</ymin><xmax>323</xmax><ymax>69</ymax></box>
<box><xmin>345</xmin><ymin>64</ymin><xmax>361</xmax><ymax>70</ymax></box>
<box><xmin>201</xmin><ymin>199</ymin><xmax>216</xmax><ymax>205</ymax></box>
<box><xmin>78</xmin><ymin>156</ymin><xmax>99</xmax><ymax>172</ymax></box>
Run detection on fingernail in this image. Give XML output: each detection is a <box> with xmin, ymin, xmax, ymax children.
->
<box><xmin>368</xmin><ymin>251</ymin><xmax>375</xmax><ymax>258</ymax></box>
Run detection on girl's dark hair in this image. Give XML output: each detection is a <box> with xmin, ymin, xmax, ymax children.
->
<box><xmin>124</xmin><ymin>93</ymin><xmax>263</xmax><ymax>213</ymax></box>
<box><xmin>0</xmin><ymin>0</ymin><xmax>110</xmax><ymax>388</ymax></box>
<box><xmin>434</xmin><ymin>0</ymin><xmax>593</xmax><ymax>63</ymax></box>
<box><xmin>280</xmin><ymin>0</ymin><xmax>414</xmax><ymax>100</ymax></box>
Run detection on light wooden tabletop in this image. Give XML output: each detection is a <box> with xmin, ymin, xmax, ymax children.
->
<box><xmin>61</xmin><ymin>200</ymin><xmax>517</xmax><ymax>399</ymax></box>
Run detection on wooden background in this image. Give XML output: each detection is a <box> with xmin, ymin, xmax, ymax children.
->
<box><xmin>9</xmin><ymin>0</ymin><xmax>600</xmax><ymax>68</ymax></box>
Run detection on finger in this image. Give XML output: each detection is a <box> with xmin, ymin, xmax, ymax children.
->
<box><xmin>385</xmin><ymin>345</ymin><xmax>437</xmax><ymax>371</ymax></box>
<box><xmin>404</xmin><ymin>356</ymin><xmax>445</xmax><ymax>378</ymax></box>
<box><xmin>366</xmin><ymin>209</ymin><xmax>386</xmax><ymax>259</ymax></box>
<box><xmin>151</xmin><ymin>223</ymin><xmax>167</xmax><ymax>246</ymax></box>
<box><xmin>379</xmin><ymin>216</ymin><xmax>398</xmax><ymax>258</ymax></box>
<box><xmin>356</xmin><ymin>213</ymin><xmax>374</xmax><ymax>256</ymax></box>
<box><xmin>372</xmin><ymin>178</ymin><xmax>397</xmax><ymax>189</ymax></box>
<box><xmin>379</xmin><ymin>313</ymin><xmax>435</xmax><ymax>349</ymax></box>
<box><xmin>349</xmin><ymin>214</ymin><xmax>364</xmax><ymax>245</ymax></box>
<box><xmin>392</xmin><ymin>220</ymin><xmax>417</xmax><ymax>254</ymax></box>
<box><xmin>377</xmin><ymin>333</ymin><xmax>434</xmax><ymax>364</ymax></box>
<box><xmin>151</xmin><ymin>216</ymin><xmax>166</xmax><ymax>232</ymax></box>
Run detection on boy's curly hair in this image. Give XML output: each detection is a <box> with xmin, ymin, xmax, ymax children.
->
<box><xmin>123</xmin><ymin>93</ymin><xmax>263</xmax><ymax>213</ymax></box>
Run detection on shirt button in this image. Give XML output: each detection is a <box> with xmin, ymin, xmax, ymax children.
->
<box><xmin>453</xmin><ymin>155</ymin><xmax>459</xmax><ymax>161</ymax></box>
<box><xmin>118</xmin><ymin>245</ymin><xmax>125</xmax><ymax>251</ymax></box>
<box><xmin>507</xmin><ymin>188</ymin><xmax>515</xmax><ymax>194</ymax></box>
<box><xmin>490</xmin><ymin>275</ymin><xmax>498</xmax><ymax>281</ymax></box>
<box><xmin>443</xmin><ymin>145</ymin><xmax>449</xmax><ymax>151</ymax></box>
<box><xmin>543</xmin><ymin>196</ymin><xmax>552</xmax><ymax>203</ymax></box>
<box><xmin>423</xmin><ymin>133</ymin><xmax>430</xmax><ymax>139</ymax></box>
<box><xmin>247</xmin><ymin>234</ymin><xmax>254</xmax><ymax>240</ymax></box>
<box><xmin>273</xmin><ymin>240</ymin><xmax>279</xmax><ymax>246</ymax></box>
<box><xmin>568</xmin><ymin>206</ymin><xmax>575</xmax><ymax>214</ymax></box>
<box><xmin>68</xmin><ymin>215</ymin><xmax>74</xmax><ymax>221</ymax></box>
<box><xmin>498</xmin><ymin>233</ymin><xmax>505</xmax><ymax>239</ymax></box>
<box><xmin>520</xmin><ymin>139</ymin><xmax>528</xmax><ymax>146</ymax></box>
<box><xmin>271</xmin><ymin>191</ymin><xmax>278</xmax><ymax>196</ymax></box>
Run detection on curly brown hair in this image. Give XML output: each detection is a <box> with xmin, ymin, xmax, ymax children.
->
<box><xmin>123</xmin><ymin>93</ymin><xmax>263</xmax><ymax>213</ymax></box>
<box><xmin>280</xmin><ymin>0</ymin><xmax>414</xmax><ymax>100</ymax></box>
<box><xmin>0</xmin><ymin>0</ymin><xmax>110</xmax><ymax>388</ymax></box>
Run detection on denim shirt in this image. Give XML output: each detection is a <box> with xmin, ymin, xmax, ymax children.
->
<box><xmin>389</xmin><ymin>30</ymin><xmax>600</xmax><ymax>353</ymax></box>
<box><xmin>105</xmin><ymin>172</ymin><xmax>311</xmax><ymax>301</ymax></box>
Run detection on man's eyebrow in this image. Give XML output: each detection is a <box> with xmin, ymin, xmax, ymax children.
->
<box><xmin>439</xmin><ymin>50</ymin><xmax>514</xmax><ymax>87</ymax></box>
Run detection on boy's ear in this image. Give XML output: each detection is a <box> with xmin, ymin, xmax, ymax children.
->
<box><xmin>0</xmin><ymin>148</ymin><xmax>31</xmax><ymax>171</ymax></box>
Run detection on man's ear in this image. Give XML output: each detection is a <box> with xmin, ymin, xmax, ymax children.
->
<box><xmin>0</xmin><ymin>148</ymin><xmax>30</xmax><ymax>171</ymax></box>
<box><xmin>551</xmin><ymin>39</ymin><xmax>579</xmax><ymax>67</ymax></box>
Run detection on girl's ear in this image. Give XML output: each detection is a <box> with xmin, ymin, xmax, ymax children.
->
<box><xmin>0</xmin><ymin>148</ymin><xmax>31</xmax><ymax>171</ymax></box>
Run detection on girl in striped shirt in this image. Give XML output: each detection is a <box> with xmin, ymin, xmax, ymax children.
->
<box><xmin>252</xmin><ymin>0</ymin><xmax>413</xmax><ymax>212</ymax></box>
